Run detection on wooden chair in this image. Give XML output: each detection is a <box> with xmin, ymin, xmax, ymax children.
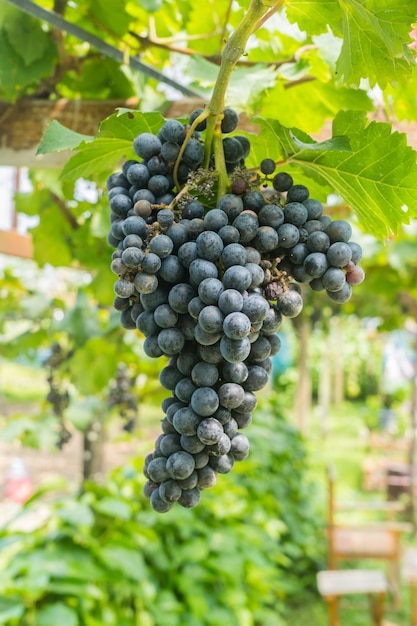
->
<box><xmin>327</xmin><ymin>465</ymin><xmax>411</xmax><ymax>607</ymax></box>
<box><xmin>401</xmin><ymin>547</ymin><xmax>417</xmax><ymax>626</ymax></box>
<box><xmin>317</xmin><ymin>568</ymin><xmax>388</xmax><ymax>626</ymax></box>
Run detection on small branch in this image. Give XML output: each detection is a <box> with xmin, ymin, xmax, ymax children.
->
<box><xmin>284</xmin><ymin>76</ymin><xmax>316</xmax><ymax>89</ymax></box>
<box><xmin>129</xmin><ymin>31</ymin><xmax>295</xmax><ymax>69</ymax></box>
<box><xmin>147</xmin><ymin>13</ymin><xmax>223</xmax><ymax>46</ymax></box>
<box><xmin>218</xmin><ymin>0</ymin><xmax>234</xmax><ymax>48</ymax></box>
<box><xmin>204</xmin><ymin>0</ymin><xmax>272</xmax><ymax>198</ymax></box>
<box><xmin>129</xmin><ymin>32</ymin><xmax>201</xmax><ymax>57</ymax></box>
<box><xmin>87</xmin><ymin>10</ymin><xmax>123</xmax><ymax>43</ymax></box>
<box><xmin>50</xmin><ymin>192</ymin><xmax>80</xmax><ymax>230</ymax></box>
<box><xmin>173</xmin><ymin>109</ymin><xmax>210</xmax><ymax>189</ymax></box>
<box><xmin>253</xmin><ymin>2</ymin><xmax>283</xmax><ymax>32</ymax></box>
<box><xmin>294</xmin><ymin>43</ymin><xmax>318</xmax><ymax>61</ymax></box>
<box><xmin>53</xmin><ymin>0</ymin><xmax>67</xmax><ymax>13</ymax></box>
<box><xmin>168</xmin><ymin>183</ymin><xmax>191</xmax><ymax>209</ymax></box>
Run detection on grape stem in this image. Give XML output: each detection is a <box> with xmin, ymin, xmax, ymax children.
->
<box><xmin>203</xmin><ymin>0</ymin><xmax>280</xmax><ymax>199</ymax></box>
<box><xmin>173</xmin><ymin>109</ymin><xmax>210</xmax><ymax>190</ymax></box>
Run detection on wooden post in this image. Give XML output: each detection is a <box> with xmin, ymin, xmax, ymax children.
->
<box><xmin>82</xmin><ymin>416</ymin><xmax>105</xmax><ymax>482</ymax></box>
<box><xmin>327</xmin><ymin>596</ymin><xmax>339</xmax><ymax>626</ymax></box>
<box><xmin>327</xmin><ymin>465</ymin><xmax>336</xmax><ymax>570</ymax></box>
<box><xmin>294</xmin><ymin>316</ymin><xmax>312</xmax><ymax>435</ymax></box>
<box><xmin>319</xmin><ymin>330</ymin><xmax>332</xmax><ymax>437</ymax></box>
<box><xmin>332</xmin><ymin>316</ymin><xmax>344</xmax><ymax>407</ymax></box>
<box><xmin>409</xmin><ymin>333</ymin><xmax>417</xmax><ymax>535</ymax></box>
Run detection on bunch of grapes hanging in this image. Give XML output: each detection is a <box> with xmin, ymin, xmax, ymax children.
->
<box><xmin>105</xmin><ymin>103</ymin><xmax>364</xmax><ymax>512</ymax></box>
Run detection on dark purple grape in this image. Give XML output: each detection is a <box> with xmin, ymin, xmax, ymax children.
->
<box><xmin>133</xmin><ymin>133</ymin><xmax>162</xmax><ymax>160</ymax></box>
<box><xmin>286</xmin><ymin>184</ymin><xmax>309</xmax><ymax>203</ymax></box>
<box><xmin>221</xmin><ymin>108</ymin><xmax>239</xmax><ymax>133</ymax></box>
<box><xmin>276</xmin><ymin>289</ymin><xmax>303</xmax><ymax>318</ymax></box>
<box><xmin>260</xmin><ymin>158</ymin><xmax>276</xmax><ymax>175</ymax></box>
<box><xmin>272</xmin><ymin>172</ymin><xmax>293</xmax><ymax>192</ymax></box>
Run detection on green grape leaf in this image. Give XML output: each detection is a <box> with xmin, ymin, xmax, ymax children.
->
<box><xmin>384</xmin><ymin>80</ymin><xmax>417</xmax><ymax>122</ymax></box>
<box><xmin>286</xmin><ymin>0</ymin><xmax>415</xmax><ymax>87</ymax></box>
<box><xmin>261</xmin><ymin>80</ymin><xmax>372</xmax><ymax>134</ymax></box>
<box><xmin>66</xmin><ymin>397</ymin><xmax>106</xmax><ymax>431</ymax></box>
<box><xmin>30</xmin><ymin>207</ymin><xmax>73</xmax><ymax>267</ymax></box>
<box><xmin>55</xmin><ymin>291</ymin><xmax>102</xmax><ymax>347</ymax></box>
<box><xmin>0</xmin><ymin>600</ymin><xmax>25</xmax><ymax>622</ymax></box>
<box><xmin>187</xmin><ymin>56</ymin><xmax>277</xmax><ymax>112</ymax></box>
<box><xmin>0</xmin><ymin>12</ymin><xmax>57</xmax><ymax>101</ymax></box>
<box><xmin>253</xmin><ymin>112</ymin><xmax>417</xmax><ymax>237</ymax></box>
<box><xmin>70</xmin><ymin>337</ymin><xmax>118</xmax><ymax>394</ymax></box>
<box><xmin>61</xmin><ymin>110</ymin><xmax>165</xmax><ymax>180</ymax></box>
<box><xmin>33</xmin><ymin>603</ymin><xmax>78</xmax><ymax>626</ymax></box>
<box><xmin>3</xmin><ymin>7</ymin><xmax>51</xmax><ymax>66</ymax></box>
<box><xmin>93</xmin><ymin>497</ymin><xmax>132</xmax><ymax>520</ymax></box>
<box><xmin>137</xmin><ymin>0</ymin><xmax>164</xmax><ymax>11</ymax></box>
<box><xmin>36</xmin><ymin>121</ymin><xmax>93</xmax><ymax>155</ymax></box>
<box><xmin>247</xmin><ymin>117</ymin><xmax>351</xmax><ymax>163</ymax></box>
<box><xmin>88</xmin><ymin>0</ymin><xmax>133</xmax><ymax>37</ymax></box>
<box><xmin>57</xmin><ymin>57</ymin><xmax>136</xmax><ymax>100</ymax></box>
<box><xmin>100</xmin><ymin>545</ymin><xmax>146</xmax><ymax>581</ymax></box>
<box><xmin>336</xmin><ymin>0</ymin><xmax>415</xmax><ymax>87</ymax></box>
<box><xmin>186</xmin><ymin>0</ymin><xmax>234</xmax><ymax>55</ymax></box>
<box><xmin>285</xmin><ymin>0</ymin><xmax>341</xmax><ymax>36</ymax></box>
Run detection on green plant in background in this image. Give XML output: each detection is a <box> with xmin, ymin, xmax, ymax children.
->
<box><xmin>0</xmin><ymin>401</ymin><xmax>321</xmax><ymax>626</ymax></box>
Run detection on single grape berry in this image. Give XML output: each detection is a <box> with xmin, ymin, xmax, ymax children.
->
<box><xmin>260</xmin><ymin>158</ymin><xmax>276</xmax><ymax>175</ymax></box>
<box><xmin>189</xmin><ymin>108</ymin><xmax>207</xmax><ymax>131</ymax></box>
<box><xmin>221</xmin><ymin>108</ymin><xmax>239</xmax><ymax>133</ymax></box>
<box><xmin>272</xmin><ymin>172</ymin><xmax>293</xmax><ymax>192</ymax></box>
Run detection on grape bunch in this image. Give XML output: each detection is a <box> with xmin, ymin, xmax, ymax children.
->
<box><xmin>43</xmin><ymin>343</ymin><xmax>72</xmax><ymax>449</ymax></box>
<box><xmin>105</xmin><ymin>108</ymin><xmax>364</xmax><ymax>511</ymax></box>
<box><xmin>108</xmin><ymin>363</ymin><xmax>139</xmax><ymax>433</ymax></box>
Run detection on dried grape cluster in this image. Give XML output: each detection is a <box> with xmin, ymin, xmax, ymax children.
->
<box><xmin>106</xmin><ymin>108</ymin><xmax>364</xmax><ymax>511</ymax></box>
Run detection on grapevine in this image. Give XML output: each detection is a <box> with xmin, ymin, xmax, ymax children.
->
<box><xmin>105</xmin><ymin>0</ymin><xmax>365</xmax><ymax>512</ymax></box>
<box><xmin>43</xmin><ymin>342</ymin><xmax>72</xmax><ymax>449</ymax></box>
<box><xmin>107</xmin><ymin>363</ymin><xmax>139</xmax><ymax>433</ymax></box>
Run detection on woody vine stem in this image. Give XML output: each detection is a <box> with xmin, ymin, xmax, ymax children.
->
<box><xmin>203</xmin><ymin>0</ymin><xmax>282</xmax><ymax>199</ymax></box>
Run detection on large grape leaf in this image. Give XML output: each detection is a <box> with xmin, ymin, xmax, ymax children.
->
<box><xmin>285</xmin><ymin>0</ymin><xmax>340</xmax><ymax>36</ymax></box>
<box><xmin>187</xmin><ymin>55</ymin><xmax>277</xmax><ymax>112</ymax></box>
<box><xmin>3</xmin><ymin>5</ymin><xmax>51</xmax><ymax>66</ymax></box>
<box><xmin>37</xmin><ymin>121</ymin><xmax>94</xmax><ymax>156</ymax></box>
<box><xmin>384</xmin><ymin>80</ymin><xmax>417</xmax><ymax>122</ymax></box>
<box><xmin>253</xmin><ymin>111</ymin><xmax>417</xmax><ymax>238</ymax></box>
<box><xmin>285</xmin><ymin>0</ymin><xmax>415</xmax><ymax>87</ymax></box>
<box><xmin>260</xmin><ymin>79</ymin><xmax>372</xmax><ymax>133</ymax></box>
<box><xmin>60</xmin><ymin>110</ymin><xmax>165</xmax><ymax>180</ymax></box>
<box><xmin>336</xmin><ymin>0</ymin><xmax>416</xmax><ymax>87</ymax></box>
<box><xmin>0</xmin><ymin>5</ymin><xmax>57</xmax><ymax>101</ymax></box>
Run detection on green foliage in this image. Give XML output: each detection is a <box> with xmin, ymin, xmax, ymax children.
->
<box><xmin>61</xmin><ymin>110</ymin><xmax>165</xmax><ymax>180</ymax></box>
<box><xmin>249</xmin><ymin>112</ymin><xmax>417</xmax><ymax>237</ymax></box>
<box><xmin>36</xmin><ymin>121</ymin><xmax>93</xmax><ymax>156</ymax></box>
<box><xmin>37</xmin><ymin>104</ymin><xmax>416</xmax><ymax>239</ymax></box>
<box><xmin>0</xmin><ymin>403</ymin><xmax>321</xmax><ymax>626</ymax></box>
<box><xmin>0</xmin><ymin>4</ymin><xmax>58</xmax><ymax>100</ymax></box>
<box><xmin>187</xmin><ymin>57</ymin><xmax>278</xmax><ymax>114</ymax></box>
<box><xmin>286</xmin><ymin>0</ymin><xmax>416</xmax><ymax>87</ymax></box>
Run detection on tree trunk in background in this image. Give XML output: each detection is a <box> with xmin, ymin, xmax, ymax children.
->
<box><xmin>409</xmin><ymin>335</ymin><xmax>417</xmax><ymax>534</ymax></box>
<box><xmin>83</xmin><ymin>416</ymin><xmax>106</xmax><ymax>481</ymax></box>
<box><xmin>319</xmin><ymin>331</ymin><xmax>332</xmax><ymax>438</ymax></box>
<box><xmin>332</xmin><ymin>316</ymin><xmax>345</xmax><ymax>407</ymax></box>
<box><xmin>294</xmin><ymin>317</ymin><xmax>312</xmax><ymax>435</ymax></box>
